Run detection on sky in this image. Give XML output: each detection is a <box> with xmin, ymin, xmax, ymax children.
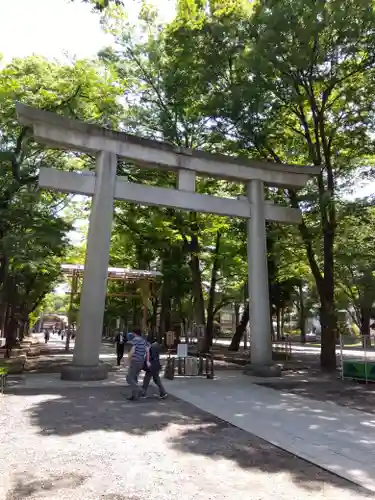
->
<box><xmin>0</xmin><ymin>0</ymin><xmax>174</xmax><ymax>294</ymax></box>
<box><xmin>0</xmin><ymin>0</ymin><xmax>174</xmax><ymax>62</ymax></box>
<box><xmin>0</xmin><ymin>0</ymin><xmax>175</xmax><ymax>247</ymax></box>
<box><xmin>1</xmin><ymin>0</ymin><xmax>110</xmax><ymax>62</ymax></box>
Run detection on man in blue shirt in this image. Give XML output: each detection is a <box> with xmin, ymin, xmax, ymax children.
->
<box><xmin>126</xmin><ymin>327</ymin><xmax>149</xmax><ymax>401</ymax></box>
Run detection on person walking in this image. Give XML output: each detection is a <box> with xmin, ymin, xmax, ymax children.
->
<box><xmin>141</xmin><ymin>334</ymin><xmax>167</xmax><ymax>399</ymax></box>
<box><xmin>115</xmin><ymin>330</ymin><xmax>125</xmax><ymax>366</ymax></box>
<box><xmin>126</xmin><ymin>327</ymin><xmax>149</xmax><ymax>401</ymax></box>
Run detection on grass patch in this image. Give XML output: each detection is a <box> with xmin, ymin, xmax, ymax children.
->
<box><xmin>307</xmin><ymin>341</ymin><xmax>363</xmax><ymax>348</ymax></box>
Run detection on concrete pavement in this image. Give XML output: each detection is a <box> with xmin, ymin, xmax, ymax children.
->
<box><xmin>162</xmin><ymin>371</ymin><xmax>375</xmax><ymax>493</ymax></box>
<box><xmin>40</xmin><ymin>332</ymin><xmax>374</xmax><ymax>362</ymax></box>
<box><xmin>212</xmin><ymin>337</ymin><xmax>375</xmax><ymax>360</ymax></box>
<box><xmin>33</xmin><ymin>332</ymin><xmax>117</xmax><ymax>363</ymax></box>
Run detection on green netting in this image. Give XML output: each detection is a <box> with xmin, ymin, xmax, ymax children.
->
<box><xmin>343</xmin><ymin>360</ymin><xmax>375</xmax><ymax>381</ymax></box>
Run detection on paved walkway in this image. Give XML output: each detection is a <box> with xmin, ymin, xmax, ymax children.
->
<box><xmin>211</xmin><ymin>337</ymin><xmax>375</xmax><ymax>358</ymax></box>
<box><xmin>163</xmin><ymin>371</ymin><xmax>375</xmax><ymax>492</ymax></box>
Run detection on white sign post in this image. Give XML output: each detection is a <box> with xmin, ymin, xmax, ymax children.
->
<box><xmin>177</xmin><ymin>343</ymin><xmax>188</xmax><ymax>358</ymax></box>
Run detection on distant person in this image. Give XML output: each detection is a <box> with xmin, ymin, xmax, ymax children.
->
<box><xmin>44</xmin><ymin>329</ymin><xmax>50</xmax><ymax>344</ymax></box>
<box><xmin>141</xmin><ymin>334</ymin><xmax>167</xmax><ymax>399</ymax></box>
<box><xmin>115</xmin><ymin>331</ymin><xmax>125</xmax><ymax>366</ymax></box>
<box><xmin>126</xmin><ymin>327</ymin><xmax>149</xmax><ymax>401</ymax></box>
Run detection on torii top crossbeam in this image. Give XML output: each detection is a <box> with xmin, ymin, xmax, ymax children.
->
<box><xmin>16</xmin><ymin>103</ymin><xmax>319</xmax><ymax>188</ymax></box>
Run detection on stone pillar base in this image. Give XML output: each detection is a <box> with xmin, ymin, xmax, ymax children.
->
<box><xmin>61</xmin><ymin>364</ymin><xmax>108</xmax><ymax>381</ymax></box>
<box><xmin>243</xmin><ymin>363</ymin><xmax>282</xmax><ymax>378</ymax></box>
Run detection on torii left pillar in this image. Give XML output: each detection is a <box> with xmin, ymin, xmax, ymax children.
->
<box><xmin>61</xmin><ymin>151</ymin><xmax>117</xmax><ymax>381</ymax></box>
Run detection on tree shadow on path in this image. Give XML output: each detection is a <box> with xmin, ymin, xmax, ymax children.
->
<box><xmin>5</xmin><ymin>472</ymin><xmax>87</xmax><ymax>500</ymax></box>
<box><xmin>7</xmin><ymin>385</ymin><xmax>374</xmax><ymax>497</ymax></box>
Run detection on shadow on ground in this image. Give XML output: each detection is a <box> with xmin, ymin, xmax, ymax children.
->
<box><xmin>6</xmin><ymin>470</ymin><xmax>142</xmax><ymax>500</ymax></box>
<box><xmin>24</xmin><ymin>358</ymin><xmax>117</xmax><ymax>374</ymax></box>
<box><xmin>6</xmin><ymin>385</ymin><xmax>372</xmax><ymax>497</ymax></box>
<box><xmin>5</xmin><ymin>472</ymin><xmax>87</xmax><ymax>500</ymax></box>
<box><xmin>256</xmin><ymin>376</ymin><xmax>375</xmax><ymax>415</ymax></box>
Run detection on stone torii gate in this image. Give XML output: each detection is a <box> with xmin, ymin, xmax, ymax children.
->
<box><xmin>16</xmin><ymin>103</ymin><xmax>319</xmax><ymax>380</ymax></box>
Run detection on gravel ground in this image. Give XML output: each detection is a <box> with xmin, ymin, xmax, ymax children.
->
<box><xmin>0</xmin><ymin>385</ymin><xmax>373</xmax><ymax>500</ymax></box>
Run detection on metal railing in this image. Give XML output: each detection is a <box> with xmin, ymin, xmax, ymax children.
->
<box><xmin>164</xmin><ymin>351</ymin><xmax>214</xmax><ymax>380</ymax></box>
<box><xmin>272</xmin><ymin>335</ymin><xmax>292</xmax><ymax>360</ymax></box>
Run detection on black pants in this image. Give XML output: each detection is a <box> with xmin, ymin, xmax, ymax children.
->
<box><xmin>142</xmin><ymin>368</ymin><xmax>166</xmax><ymax>396</ymax></box>
<box><xmin>116</xmin><ymin>343</ymin><xmax>125</xmax><ymax>365</ymax></box>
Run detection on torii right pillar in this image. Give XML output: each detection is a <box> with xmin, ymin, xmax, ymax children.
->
<box><xmin>246</xmin><ymin>179</ymin><xmax>280</xmax><ymax>377</ymax></box>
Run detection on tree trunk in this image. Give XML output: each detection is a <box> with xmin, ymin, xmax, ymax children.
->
<box><xmin>243</xmin><ymin>282</ymin><xmax>249</xmax><ymax>348</ymax></box>
<box><xmin>149</xmin><ymin>280</ymin><xmax>159</xmax><ymax>335</ymax></box>
<box><xmin>132</xmin><ymin>299</ymin><xmax>141</xmax><ymax>328</ymax></box>
<box><xmin>360</xmin><ymin>307</ymin><xmax>371</xmax><ymax>347</ymax></box>
<box><xmin>298</xmin><ymin>281</ymin><xmax>306</xmax><ymax>344</ymax></box>
<box><xmin>234</xmin><ymin>303</ymin><xmax>240</xmax><ymax>329</ymax></box>
<box><xmin>0</xmin><ymin>301</ymin><xmax>7</xmax><ymax>338</ymax></box>
<box><xmin>320</xmin><ymin>302</ymin><xmax>336</xmax><ymax>370</ymax></box>
<box><xmin>4</xmin><ymin>312</ymin><xmax>17</xmax><ymax>358</ymax></box>
<box><xmin>229</xmin><ymin>303</ymin><xmax>249</xmax><ymax>351</ymax></box>
<box><xmin>159</xmin><ymin>291</ymin><xmax>171</xmax><ymax>344</ymax></box>
<box><xmin>25</xmin><ymin>319</ymin><xmax>30</xmax><ymax>337</ymax></box>
<box><xmin>320</xmin><ymin>227</ymin><xmax>337</xmax><ymax>369</ymax></box>
<box><xmin>289</xmin><ymin>189</ymin><xmax>337</xmax><ymax>370</ymax></box>
<box><xmin>189</xmin><ymin>252</ymin><xmax>206</xmax><ymax>326</ymax></box>
<box><xmin>0</xmin><ymin>255</ymin><xmax>8</xmax><ymax>293</ymax></box>
<box><xmin>19</xmin><ymin>318</ymin><xmax>27</xmax><ymax>341</ymax></box>
<box><xmin>360</xmin><ymin>307</ymin><xmax>371</xmax><ymax>336</ymax></box>
<box><xmin>150</xmin><ymin>296</ymin><xmax>158</xmax><ymax>334</ymax></box>
<box><xmin>186</xmin><ymin>214</ymin><xmax>206</xmax><ymax>327</ymax></box>
<box><xmin>270</xmin><ymin>311</ymin><xmax>275</xmax><ymax>342</ymax></box>
<box><xmin>276</xmin><ymin>306</ymin><xmax>281</xmax><ymax>341</ymax></box>
<box><xmin>205</xmin><ymin>231</ymin><xmax>221</xmax><ymax>351</ymax></box>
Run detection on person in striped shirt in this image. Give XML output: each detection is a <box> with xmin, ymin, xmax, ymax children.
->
<box><xmin>126</xmin><ymin>327</ymin><xmax>149</xmax><ymax>401</ymax></box>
